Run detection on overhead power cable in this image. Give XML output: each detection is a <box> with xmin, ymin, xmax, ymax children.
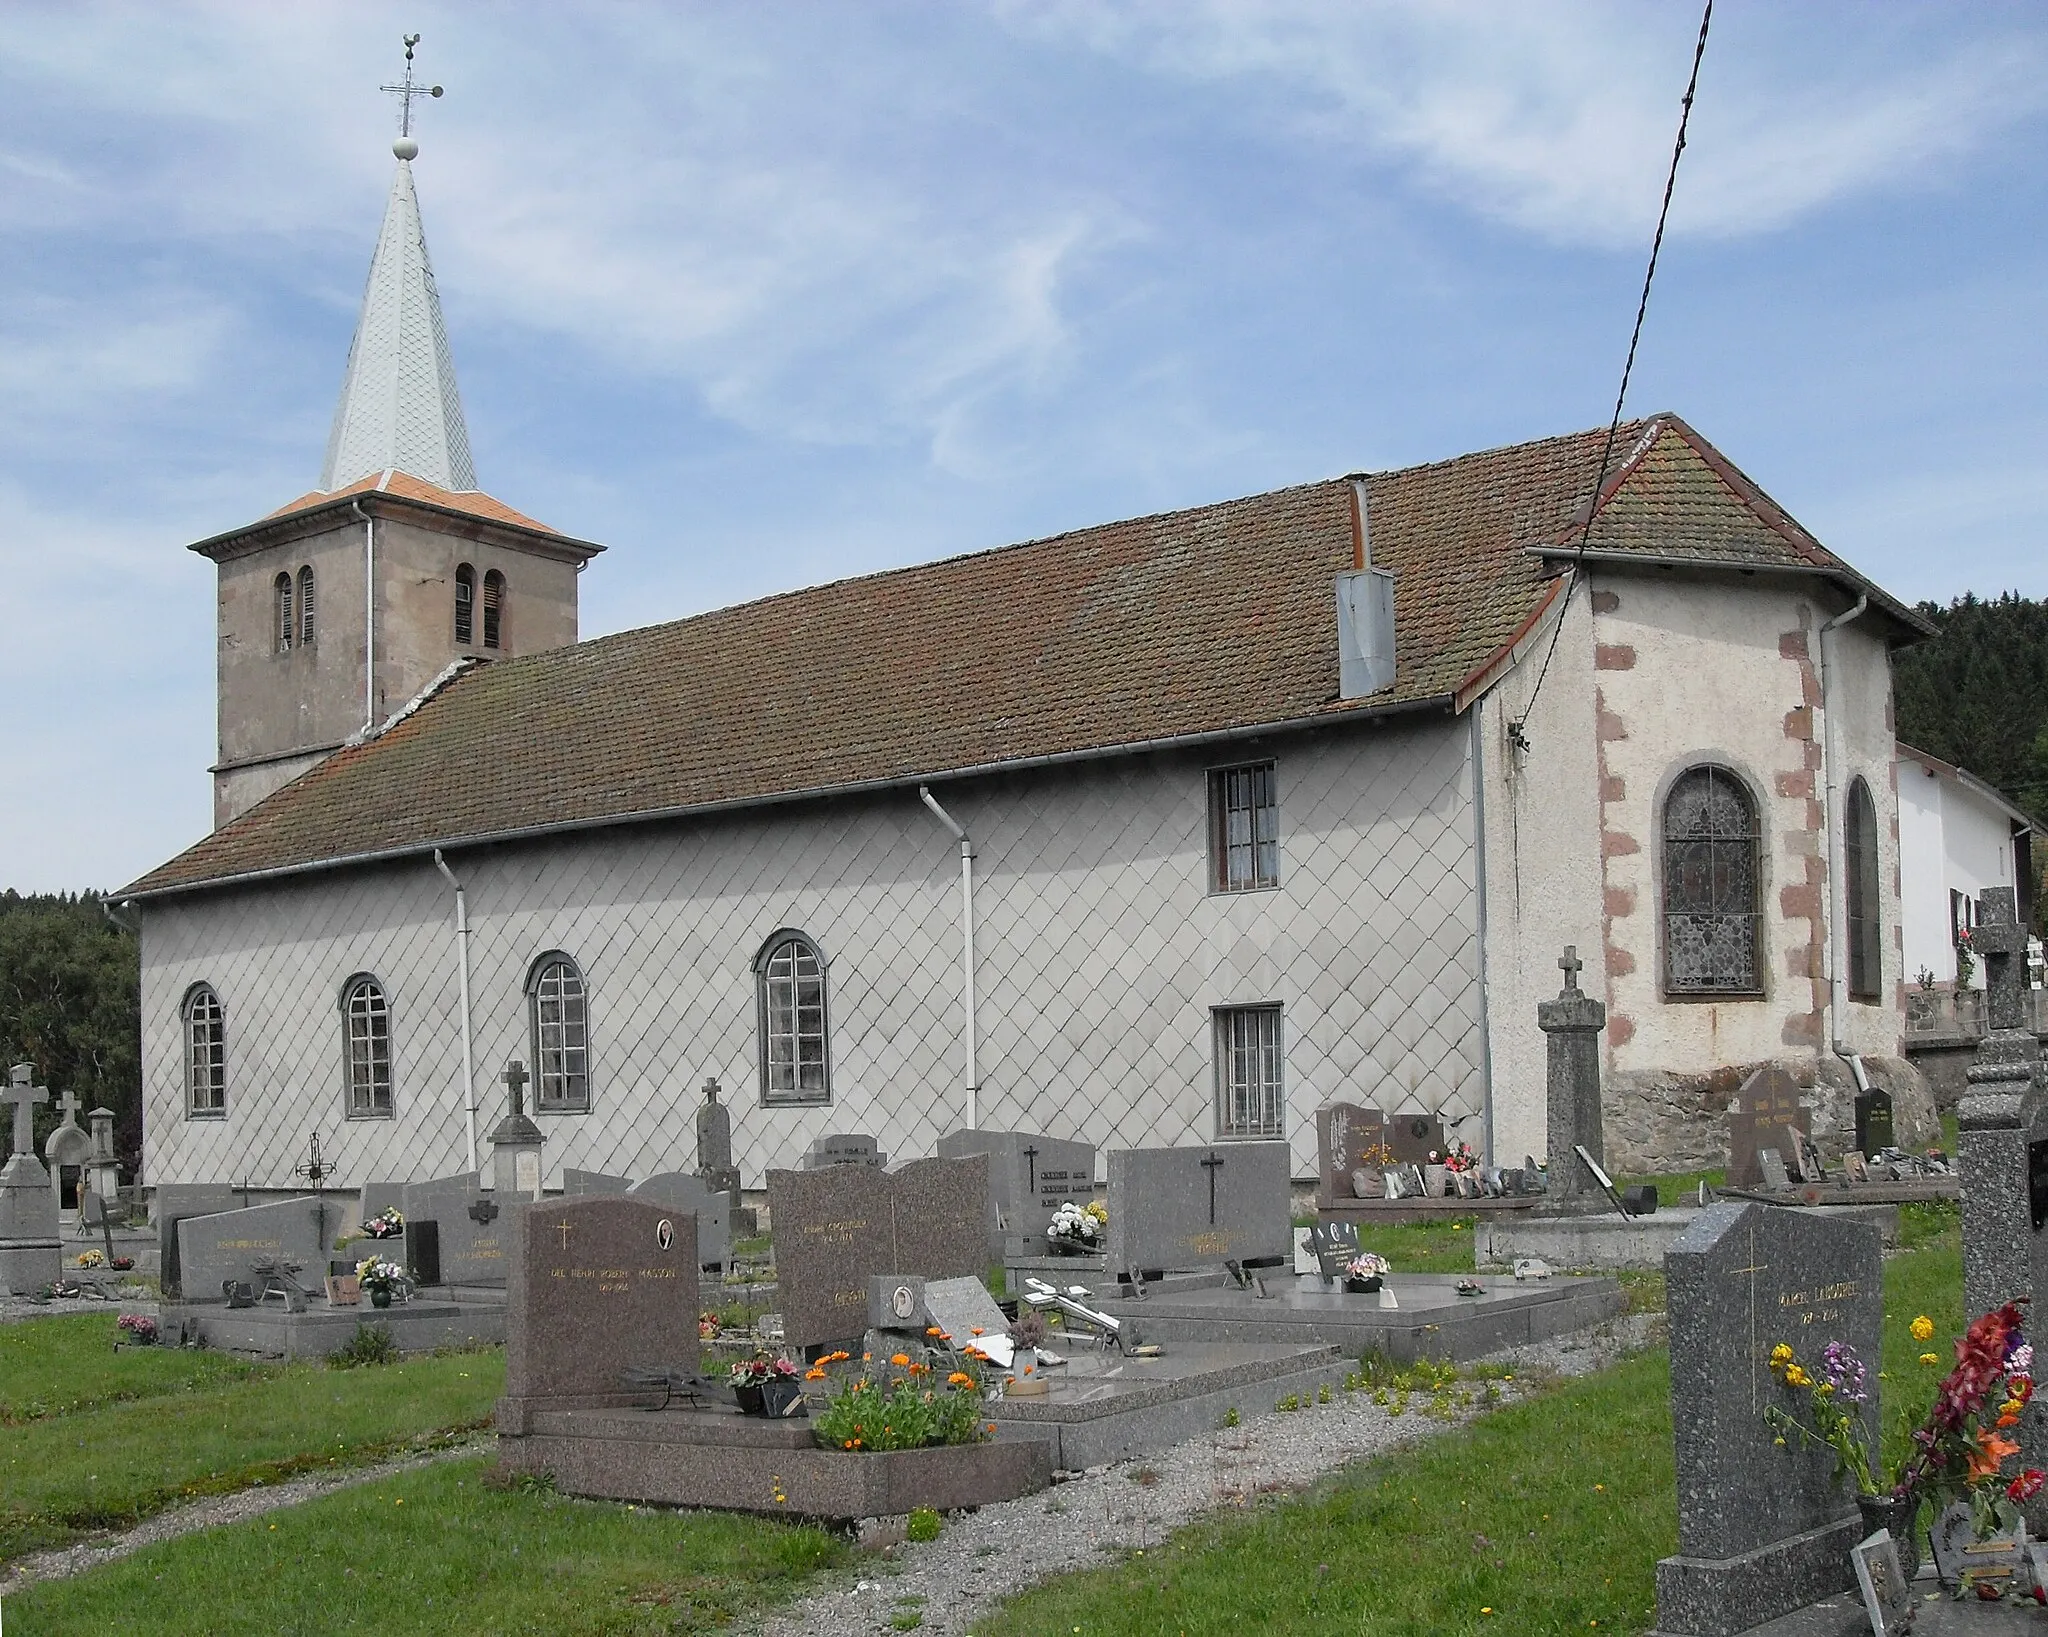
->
<box><xmin>1511</xmin><ymin>0</ymin><xmax>1713</xmax><ymax>744</ymax></box>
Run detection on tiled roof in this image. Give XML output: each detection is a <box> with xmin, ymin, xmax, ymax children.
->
<box><xmin>265</xmin><ymin>469</ymin><xmax>555</xmax><ymax>534</ymax></box>
<box><xmin>127</xmin><ymin>415</ymin><xmax>1908</xmax><ymax>896</ymax></box>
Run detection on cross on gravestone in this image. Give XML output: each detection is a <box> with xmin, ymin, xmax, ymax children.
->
<box><xmin>5</xmin><ymin>1066</ymin><xmax>50</xmax><ymax>1158</ymax></box>
<box><xmin>1023</xmin><ymin>1145</ymin><xmax>1039</xmax><ymax>1196</ymax></box>
<box><xmin>1559</xmin><ymin>946</ymin><xmax>1584</xmax><ymax>987</ymax></box>
<box><xmin>502</xmin><ymin>1059</ymin><xmax>529</xmax><ymax>1110</ymax></box>
<box><xmin>1976</xmin><ymin>890</ymin><xmax>2031</xmax><ymax>1035</ymax></box>
<box><xmin>1201</xmin><ymin>1152</ymin><xmax>1225</xmax><ymax>1225</ymax></box>
<box><xmin>467</xmin><ymin>1196</ymin><xmax>500</xmax><ymax>1226</ymax></box>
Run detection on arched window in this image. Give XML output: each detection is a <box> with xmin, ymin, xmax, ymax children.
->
<box><xmin>1663</xmin><ymin>764</ymin><xmax>1763</xmax><ymax>995</ymax></box>
<box><xmin>482</xmin><ymin>569</ymin><xmax>506</xmax><ymax>650</ymax></box>
<box><xmin>454</xmin><ymin>564</ymin><xmax>475</xmax><ymax>645</ymax></box>
<box><xmin>340</xmin><ymin>974</ymin><xmax>394</xmax><ymax>1118</ymax></box>
<box><xmin>528</xmin><ymin>953</ymin><xmax>590</xmax><ymax>1112</ymax></box>
<box><xmin>183</xmin><ymin>984</ymin><xmax>226</xmax><ymax>1116</ymax></box>
<box><xmin>273</xmin><ymin>572</ymin><xmax>294</xmax><ymax>654</ymax></box>
<box><xmin>756</xmin><ymin>931</ymin><xmax>829</xmax><ymax>1103</ymax></box>
<box><xmin>1846</xmin><ymin>776</ymin><xmax>1882</xmax><ymax>1001</ymax></box>
<box><xmin>297</xmin><ymin>566</ymin><xmax>316</xmax><ymax>646</ymax></box>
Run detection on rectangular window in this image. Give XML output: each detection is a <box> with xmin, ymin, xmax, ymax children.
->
<box><xmin>1208</xmin><ymin>762</ymin><xmax>1279</xmax><ymax>892</ymax></box>
<box><xmin>1214</xmin><ymin>1005</ymin><xmax>1284</xmax><ymax>1138</ymax></box>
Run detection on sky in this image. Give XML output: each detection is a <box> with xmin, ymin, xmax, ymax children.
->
<box><xmin>4</xmin><ymin>2</ymin><xmax>2044</xmax><ymax>893</ymax></box>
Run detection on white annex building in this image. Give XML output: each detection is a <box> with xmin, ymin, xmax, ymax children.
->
<box><xmin>120</xmin><ymin>135</ymin><xmax>1940</xmax><ymax>1195</ymax></box>
<box><xmin>1896</xmin><ymin>743</ymin><xmax>2040</xmax><ymax>991</ymax></box>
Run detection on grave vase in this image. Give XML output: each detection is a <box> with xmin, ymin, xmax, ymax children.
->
<box><xmin>1344</xmin><ymin>1275</ymin><xmax>1383</xmax><ymax>1295</ymax></box>
<box><xmin>1424</xmin><ymin>1164</ymin><xmax>1448</xmax><ymax>1197</ymax></box>
<box><xmin>370</xmin><ymin>1287</ymin><xmax>392</xmax><ymax>1309</ymax></box>
<box><xmin>1857</xmin><ymin>1493</ymin><xmax>1920</xmax><ymax>1584</ymax></box>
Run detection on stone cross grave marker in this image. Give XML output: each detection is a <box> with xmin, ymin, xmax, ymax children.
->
<box><xmin>498</xmin><ymin>1195</ymin><xmax>699</xmax><ymax>1430</ymax></box>
<box><xmin>1313</xmin><ymin>1102</ymin><xmax>1387</xmax><ymax>1205</ymax></box>
<box><xmin>1653</xmin><ymin>1200</ymin><xmax>1882</xmax><ymax>1637</ymax></box>
<box><xmin>0</xmin><ymin>1064</ymin><xmax>59</xmax><ymax>1295</ymax></box>
<box><xmin>1537</xmin><ymin>946</ymin><xmax>1608</xmax><ymax>1214</ymax></box>
<box><xmin>490</xmin><ymin>1059</ymin><xmax>546</xmax><ymax>1199</ymax></box>
<box><xmin>1958</xmin><ymin>885</ymin><xmax>2048</xmax><ymax>1527</ymax></box>
<box><xmin>1725</xmin><ymin>1066</ymin><xmax>1810</xmax><ymax>1189</ymax></box>
<box><xmin>765</xmin><ymin>1154</ymin><xmax>986</xmax><ymax>1349</ymax></box>
<box><xmin>937</xmin><ymin>1128</ymin><xmax>1096</xmax><ymax>1260</ymax></box>
<box><xmin>630</xmin><ymin>1171</ymin><xmax>732</xmax><ymax>1269</ymax></box>
<box><xmin>1104</xmin><ymin>1142</ymin><xmax>1291</xmax><ymax>1279</ymax></box>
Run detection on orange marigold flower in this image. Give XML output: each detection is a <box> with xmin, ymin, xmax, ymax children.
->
<box><xmin>948</xmin><ymin>1372</ymin><xmax>974</xmax><ymax>1387</ymax></box>
<box><xmin>891</xmin><ymin>1353</ymin><xmax>911</xmax><ymax>1367</ymax></box>
<box><xmin>805</xmin><ymin>1367</ymin><xmax>827</xmax><ymax>1380</ymax></box>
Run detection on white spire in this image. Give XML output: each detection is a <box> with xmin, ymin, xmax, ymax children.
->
<box><xmin>319</xmin><ymin>144</ymin><xmax>477</xmax><ymax>494</ymax></box>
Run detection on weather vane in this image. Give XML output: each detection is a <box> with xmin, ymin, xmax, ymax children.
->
<box><xmin>379</xmin><ymin>33</ymin><xmax>444</xmax><ymax>144</ymax></box>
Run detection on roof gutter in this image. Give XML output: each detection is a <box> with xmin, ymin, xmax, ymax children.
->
<box><xmin>1522</xmin><ymin>546</ymin><xmax>1934</xmax><ymax>638</ymax></box>
<box><xmin>124</xmin><ymin>691</ymin><xmax>1458</xmax><ymax>902</ymax></box>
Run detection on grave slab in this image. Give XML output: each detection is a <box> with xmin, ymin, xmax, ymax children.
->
<box><xmin>1104</xmin><ymin>1143</ymin><xmax>1290</xmax><ymax>1278</ymax></box>
<box><xmin>159</xmin><ymin>1296</ymin><xmax>506</xmax><ymax>1359</ymax></box>
<box><xmin>1477</xmin><ymin>1204</ymin><xmax>1901</xmax><ymax>1272</ymax></box>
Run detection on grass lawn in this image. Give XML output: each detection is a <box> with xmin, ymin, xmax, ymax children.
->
<box><xmin>5</xmin><ymin>1454</ymin><xmax>848</xmax><ymax>1636</ymax></box>
<box><xmin>0</xmin><ymin>1316</ymin><xmax>504</xmax><ymax>1563</ymax></box>
<box><xmin>0</xmin><ymin>1314</ymin><xmax>264</xmax><ymax>1423</ymax></box>
<box><xmin>983</xmin><ymin>1209</ymin><xmax>1969</xmax><ymax>1637</ymax></box>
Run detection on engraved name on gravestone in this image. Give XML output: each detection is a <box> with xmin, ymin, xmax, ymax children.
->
<box><xmin>1653</xmin><ymin>1201</ymin><xmax>1883</xmax><ymax>1637</ymax></box>
<box><xmin>1314</xmin><ymin>1102</ymin><xmax>1387</xmax><ymax>1205</ymax></box>
<box><xmin>630</xmin><ymin>1171</ymin><xmax>731</xmax><ymax>1270</ymax></box>
<box><xmin>802</xmin><ymin>1133</ymin><xmax>887</xmax><ymax>1170</ymax></box>
<box><xmin>401</xmin><ymin>1172</ymin><xmax>510</xmax><ymax>1287</ymax></box>
<box><xmin>176</xmin><ymin>1196</ymin><xmax>332</xmax><ymax>1300</ymax></box>
<box><xmin>1725</xmin><ymin>1066</ymin><xmax>1810</xmax><ymax>1189</ymax></box>
<box><xmin>501</xmin><ymin>1196</ymin><xmax>698</xmax><ymax>1414</ymax></box>
<box><xmin>153</xmin><ymin>1183</ymin><xmax>246</xmax><ymax>1296</ymax></box>
<box><xmin>937</xmin><ymin>1129</ymin><xmax>1096</xmax><ymax>1260</ymax></box>
<box><xmin>1104</xmin><ymin>1143</ymin><xmax>1292</xmax><ymax>1278</ymax></box>
<box><xmin>766</xmin><ymin>1155</ymin><xmax>987</xmax><ymax>1349</ymax></box>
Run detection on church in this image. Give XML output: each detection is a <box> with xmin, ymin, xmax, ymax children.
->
<box><xmin>117</xmin><ymin>131</ymin><xmax>1935</xmax><ymax>1198</ymax></box>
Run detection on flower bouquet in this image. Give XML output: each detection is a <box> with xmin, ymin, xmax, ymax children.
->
<box><xmin>730</xmin><ymin>1354</ymin><xmax>803</xmax><ymax>1417</ymax></box>
<box><xmin>360</xmin><ymin>1207</ymin><xmax>406</xmax><ymax>1240</ymax></box>
<box><xmin>355</xmin><ymin>1256</ymin><xmax>406</xmax><ymax>1309</ymax></box>
<box><xmin>75</xmin><ymin>1248</ymin><xmax>105</xmax><ymax>1269</ymax></box>
<box><xmin>1343</xmin><ymin>1252</ymin><xmax>1390</xmax><ymax>1294</ymax></box>
<box><xmin>115</xmin><ymin>1312</ymin><xmax>158</xmax><ymax>1348</ymax></box>
<box><xmin>1047</xmin><ymin>1199</ymin><xmax>1107</xmax><ymax>1254</ymax></box>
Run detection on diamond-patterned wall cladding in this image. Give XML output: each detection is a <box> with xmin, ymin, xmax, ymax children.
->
<box><xmin>140</xmin><ymin>718</ymin><xmax>1482</xmax><ymax>1190</ymax></box>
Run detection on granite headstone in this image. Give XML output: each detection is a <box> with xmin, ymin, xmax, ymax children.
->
<box><xmin>1653</xmin><ymin>1200</ymin><xmax>1883</xmax><ymax>1637</ymax></box>
<box><xmin>630</xmin><ymin>1171</ymin><xmax>732</xmax><ymax>1269</ymax></box>
<box><xmin>562</xmin><ymin>1169</ymin><xmax>633</xmax><ymax>1196</ymax></box>
<box><xmin>1103</xmin><ymin>1142</ymin><xmax>1291</xmax><ymax>1278</ymax></box>
<box><xmin>1383</xmin><ymin>1111</ymin><xmax>1445</xmax><ymax>1167</ymax></box>
<box><xmin>152</xmin><ymin>1183</ymin><xmax>247</xmax><ymax>1296</ymax></box>
<box><xmin>1726</xmin><ymin>1066</ymin><xmax>1810</xmax><ymax>1190</ymax></box>
<box><xmin>765</xmin><ymin>1154</ymin><xmax>986</xmax><ymax>1349</ymax></box>
<box><xmin>401</xmin><ymin>1171</ymin><xmax>511</xmax><ymax>1287</ymax></box>
<box><xmin>936</xmin><ymin>1128</ymin><xmax>1097</xmax><ymax>1260</ymax></box>
<box><xmin>802</xmin><ymin>1133</ymin><xmax>887</xmax><ymax>1170</ymax></box>
<box><xmin>1313</xmin><ymin>1101</ymin><xmax>1388</xmax><ymax>1205</ymax></box>
<box><xmin>176</xmin><ymin>1196</ymin><xmax>336</xmax><ymax>1300</ymax></box>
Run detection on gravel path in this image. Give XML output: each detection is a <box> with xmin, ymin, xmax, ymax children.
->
<box><xmin>747</xmin><ymin>1311</ymin><xmax>1663</xmax><ymax>1637</ymax></box>
<box><xmin>0</xmin><ymin>1438</ymin><xmax>491</xmax><ymax>1596</ymax></box>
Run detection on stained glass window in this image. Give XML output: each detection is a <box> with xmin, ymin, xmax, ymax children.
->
<box><xmin>1846</xmin><ymin>777</ymin><xmax>1881</xmax><ymax>1001</ymax></box>
<box><xmin>1664</xmin><ymin>765</ymin><xmax>1762</xmax><ymax>994</ymax></box>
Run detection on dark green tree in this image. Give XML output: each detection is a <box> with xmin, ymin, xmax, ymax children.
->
<box><xmin>0</xmin><ymin>891</ymin><xmax>140</xmax><ymax>1172</ymax></box>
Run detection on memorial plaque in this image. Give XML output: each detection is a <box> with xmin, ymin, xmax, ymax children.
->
<box><xmin>1313</xmin><ymin>1102</ymin><xmax>1388</xmax><ymax>1205</ymax></box>
<box><xmin>176</xmin><ymin>1197</ymin><xmax>335</xmax><ymax>1300</ymax></box>
<box><xmin>766</xmin><ymin>1154</ymin><xmax>986</xmax><ymax>1349</ymax></box>
<box><xmin>1384</xmin><ymin>1111</ymin><xmax>1445</xmax><ymax>1167</ymax></box>
<box><xmin>1726</xmin><ymin>1066</ymin><xmax>1809</xmax><ymax>1190</ymax></box>
<box><xmin>802</xmin><ymin>1133</ymin><xmax>886</xmax><ymax>1170</ymax></box>
<box><xmin>1104</xmin><ymin>1143</ymin><xmax>1291</xmax><ymax>1277</ymax></box>
<box><xmin>503</xmin><ymin>1197</ymin><xmax>699</xmax><ymax>1405</ymax></box>
<box><xmin>937</xmin><ymin>1128</ymin><xmax>1096</xmax><ymax>1260</ymax></box>
<box><xmin>630</xmin><ymin>1171</ymin><xmax>732</xmax><ymax>1269</ymax></box>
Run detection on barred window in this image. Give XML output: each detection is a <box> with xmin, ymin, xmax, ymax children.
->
<box><xmin>482</xmin><ymin>569</ymin><xmax>505</xmax><ymax>650</ymax></box>
<box><xmin>183</xmin><ymin>984</ymin><xmax>226</xmax><ymax>1117</ymax></box>
<box><xmin>1208</xmin><ymin>762</ymin><xmax>1279</xmax><ymax>892</ymax></box>
<box><xmin>454</xmin><ymin>564</ymin><xmax>475</xmax><ymax>645</ymax></box>
<box><xmin>297</xmin><ymin>566</ymin><xmax>316</xmax><ymax>646</ymax></box>
<box><xmin>274</xmin><ymin>572</ymin><xmax>294</xmax><ymax>654</ymax></box>
<box><xmin>528</xmin><ymin>954</ymin><xmax>590</xmax><ymax>1112</ymax></box>
<box><xmin>1215</xmin><ymin>1005</ymin><xmax>1284</xmax><ymax>1138</ymax></box>
<box><xmin>341</xmin><ymin>975</ymin><xmax>394</xmax><ymax>1118</ymax></box>
<box><xmin>757</xmin><ymin>931</ymin><xmax>829</xmax><ymax>1104</ymax></box>
<box><xmin>1846</xmin><ymin>776</ymin><xmax>1882</xmax><ymax>1001</ymax></box>
<box><xmin>1663</xmin><ymin>765</ymin><xmax>1763</xmax><ymax>995</ymax></box>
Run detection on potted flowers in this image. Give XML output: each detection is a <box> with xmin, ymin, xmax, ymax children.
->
<box><xmin>1007</xmin><ymin>1310</ymin><xmax>1050</xmax><ymax>1394</ymax></box>
<box><xmin>730</xmin><ymin>1354</ymin><xmax>804</xmax><ymax>1418</ymax></box>
<box><xmin>114</xmin><ymin>1313</ymin><xmax>158</xmax><ymax>1348</ymax></box>
<box><xmin>1343</xmin><ymin>1252</ymin><xmax>1390</xmax><ymax>1295</ymax></box>
<box><xmin>1047</xmin><ymin>1199</ymin><xmax>1107</xmax><ymax>1255</ymax></box>
<box><xmin>355</xmin><ymin>1256</ymin><xmax>405</xmax><ymax>1309</ymax></box>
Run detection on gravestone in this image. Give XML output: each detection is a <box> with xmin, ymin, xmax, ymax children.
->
<box><xmin>488</xmin><ymin>1060</ymin><xmax>545</xmax><ymax>1200</ymax></box>
<box><xmin>563</xmin><ymin>1169</ymin><xmax>633</xmax><ymax>1196</ymax></box>
<box><xmin>1103</xmin><ymin>1143</ymin><xmax>1291</xmax><ymax>1279</ymax></box>
<box><xmin>919</xmin><ymin>1273</ymin><xmax>1010</xmax><ymax>1353</ymax></box>
<box><xmin>400</xmin><ymin>1171</ymin><xmax>510</xmax><ymax>1287</ymax></box>
<box><xmin>1653</xmin><ymin>1200</ymin><xmax>1883</xmax><ymax>1636</ymax></box>
<box><xmin>176</xmin><ymin>1196</ymin><xmax>336</xmax><ymax>1301</ymax></box>
<box><xmin>766</xmin><ymin>1154</ymin><xmax>986</xmax><ymax>1349</ymax></box>
<box><xmin>1725</xmin><ymin>1066</ymin><xmax>1810</xmax><ymax>1189</ymax></box>
<box><xmin>630</xmin><ymin>1171</ymin><xmax>732</xmax><ymax>1269</ymax></box>
<box><xmin>1313</xmin><ymin>1102</ymin><xmax>1388</xmax><ymax>1205</ymax></box>
<box><xmin>802</xmin><ymin>1133</ymin><xmax>887</xmax><ymax>1170</ymax></box>
<box><xmin>1957</xmin><ymin>885</ymin><xmax>2048</xmax><ymax>1527</ymax></box>
<box><xmin>499</xmin><ymin>1196</ymin><xmax>700</xmax><ymax>1426</ymax></box>
<box><xmin>694</xmin><ymin>1078</ymin><xmax>754</xmax><ymax>1238</ymax></box>
<box><xmin>936</xmin><ymin>1128</ymin><xmax>1097</xmax><ymax>1260</ymax></box>
<box><xmin>1537</xmin><ymin>947</ymin><xmax>1607</xmax><ymax>1214</ymax></box>
<box><xmin>1383</xmin><ymin>1110</ymin><xmax>1444</xmax><ymax>1167</ymax></box>
<box><xmin>0</xmin><ymin>1064</ymin><xmax>59</xmax><ymax>1295</ymax></box>
<box><xmin>43</xmin><ymin>1087</ymin><xmax>93</xmax><ymax>1212</ymax></box>
<box><xmin>153</xmin><ymin>1182</ymin><xmax>248</xmax><ymax>1296</ymax></box>
<box><xmin>84</xmin><ymin>1106</ymin><xmax>120</xmax><ymax>1210</ymax></box>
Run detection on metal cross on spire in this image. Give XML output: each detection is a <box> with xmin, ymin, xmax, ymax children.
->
<box><xmin>380</xmin><ymin>33</ymin><xmax>443</xmax><ymax>141</ymax></box>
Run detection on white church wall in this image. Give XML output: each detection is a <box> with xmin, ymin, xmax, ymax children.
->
<box><xmin>139</xmin><ymin>716</ymin><xmax>1482</xmax><ymax>1190</ymax></box>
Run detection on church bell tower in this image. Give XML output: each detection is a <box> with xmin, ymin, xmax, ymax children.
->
<box><xmin>189</xmin><ymin>39</ymin><xmax>602</xmax><ymax>829</ymax></box>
